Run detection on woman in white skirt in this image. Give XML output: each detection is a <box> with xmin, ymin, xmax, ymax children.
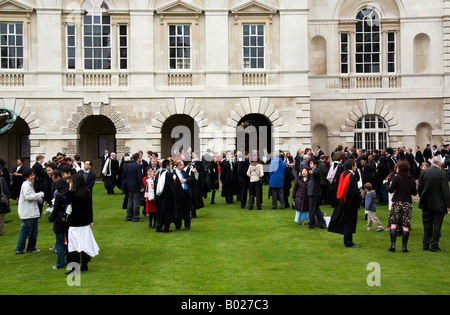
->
<box><xmin>66</xmin><ymin>174</ymin><xmax>99</xmax><ymax>272</ymax></box>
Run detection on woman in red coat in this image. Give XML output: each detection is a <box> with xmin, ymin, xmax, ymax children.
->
<box><xmin>143</xmin><ymin>168</ymin><xmax>157</xmax><ymax>229</ymax></box>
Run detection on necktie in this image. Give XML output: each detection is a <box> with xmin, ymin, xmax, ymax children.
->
<box><xmin>180</xmin><ymin>172</ymin><xmax>187</xmax><ymax>190</ymax></box>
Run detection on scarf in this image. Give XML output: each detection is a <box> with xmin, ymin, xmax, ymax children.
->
<box><xmin>156</xmin><ymin>170</ymin><xmax>167</xmax><ymax>196</ymax></box>
<box><xmin>336</xmin><ymin>171</ymin><xmax>351</xmax><ymax>204</ymax></box>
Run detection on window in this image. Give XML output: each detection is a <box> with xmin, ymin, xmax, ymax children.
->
<box><xmin>387</xmin><ymin>32</ymin><xmax>396</xmax><ymax>73</ymax></box>
<box><xmin>354</xmin><ymin>115</ymin><xmax>389</xmax><ymax>152</ymax></box>
<box><xmin>340</xmin><ymin>33</ymin><xmax>349</xmax><ymax>74</ymax></box>
<box><xmin>66</xmin><ymin>24</ymin><xmax>76</xmax><ymax>70</ymax></box>
<box><xmin>243</xmin><ymin>24</ymin><xmax>265</xmax><ymax>69</ymax></box>
<box><xmin>83</xmin><ymin>1</ymin><xmax>111</xmax><ymax>70</ymax></box>
<box><xmin>118</xmin><ymin>24</ymin><xmax>128</xmax><ymax>70</ymax></box>
<box><xmin>169</xmin><ymin>24</ymin><xmax>191</xmax><ymax>70</ymax></box>
<box><xmin>0</xmin><ymin>23</ymin><xmax>23</xmax><ymax>69</ymax></box>
<box><xmin>355</xmin><ymin>8</ymin><xmax>380</xmax><ymax>73</ymax></box>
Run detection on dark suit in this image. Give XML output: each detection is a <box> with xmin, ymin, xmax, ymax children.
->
<box><xmin>79</xmin><ymin>170</ymin><xmax>96</xmax><ymax>193</ymax></box>
<box><xmin>418</xmin><ymin>165</ymin><xmax>450</xmax><ymax>250</ymax></box>
<box><xmin>122</xmin><ymin>161</ymin><xmax>144</xmax><ymax>222</ymax></box>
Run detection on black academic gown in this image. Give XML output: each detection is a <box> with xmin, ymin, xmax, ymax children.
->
<box><xmin>220</xmin><ymin>159</ymin><xmax>238</xmax><ymax>198</ymax></box>
<box><xmin>154</xmin><ymin>170</ymin><xmax>178</xmax><ymax>231</ymax></box>
<box><xmin>328</xmin><ymin>170</ymin><xmax>362</xmax><ymax>237</ymax></box>
<box><xmin>104</xmin><ymin>158</ymin><xmax>119</xmax><ymax>193</ymax></box>
<box><xmin>184</xmin><ymin>166</ymin><xmax>204</xmax><ymax>211</ymax></box>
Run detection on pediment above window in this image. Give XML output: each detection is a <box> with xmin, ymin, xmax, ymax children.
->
<box><xmin>0</xmin><ymin>0</ymin><xmax>34</xmax><ymax>13</ymax></box>
<box><xmin>230</xmin><ymin>0</ymin><xmax>278</xmax><ymax>15</ymax></box>
<box><xmin>155</xmin><ymin>0</ymin><xmax>203</xmax><ymax>15</ymax></box>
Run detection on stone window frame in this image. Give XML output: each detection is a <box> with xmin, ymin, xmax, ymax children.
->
<box><xmin>168</xmin><ymin>23</ymin><xmax>192</xmax><ymax>70</ymax></box>
<box><xmin>82</xmin><ymin>3</ymin><xmax>112</xmax><ymax>71</ymax></box>
<box><xmin>354</xmin><ymin>114</ymin><xmax>389</xmax><ymax>152</ymax></box>
<box><xmin>0</xmin><ymin>8</ymin><xmax>31</xmax><ymax>72</ymax></box>
<box><xmin>338</xmin><ymin>6</ymin><xmax>400</xmax><ymax>76</ymax></box>
<box><xmin>242</xmin><ymin>23</ymin><xmax>265</xmax><ymax>70</ymax></box>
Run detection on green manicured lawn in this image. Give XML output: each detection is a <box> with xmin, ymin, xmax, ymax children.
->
<box><xmin>0</xmin><ymin>183</ymin><xmax>448</xmax><ymax>295</ymax></box>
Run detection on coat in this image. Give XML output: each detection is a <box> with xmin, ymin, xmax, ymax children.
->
<box><xmin>49</xmin><ymin>193</ymin><xmax>69</xmax><ymax>234</ymax></box>
<box><xmin>10</xmin><ymin>165</ymin><xmax>26</xmax><ymax>200</ymax></box>
<box><xmin>269</xmin><ymin>158</ymin><xmax>286</xmax><ymax>188</ymax></box>
<box><xmin>418</xmin><ymin>165</ymin><xmax>450</xmax><ymax>213</ymax></box>
<box><xmin>220</xmin><ymin>159</ymin><xmax>238</xmax><ymax>197</ymax></box>
<box><xmin>0</xmin><ymin>177</ymin><xmax>11</xmax><ymax>214</ymax></box>
<box><xmin>292</xmin><ymin>176</ymin><xmax>309</xmax><ymax>212</ymax></box>
<box><xmin>122</xmin><ymin>161</ymin><xmax>144</xmax><ymax>192</ymax></box>
<box><xmin>328</xmin><ymin>170</ymin><xmax>362</xmax><ymax>236</ymax></box>
<box><xmin>308</xmin><ymin>167</ymin><xmax>321</xmax><ymax>197</ymax></box>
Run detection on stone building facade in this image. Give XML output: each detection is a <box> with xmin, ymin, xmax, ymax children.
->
<box><xmin>0</xmin><ymin>0</ymin><xmax>449</xmax><ymax>175</ymax></box>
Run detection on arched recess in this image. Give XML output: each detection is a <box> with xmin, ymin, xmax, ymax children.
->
<box><xmin>415</xmin><ymin>122</ymin><xmax>432</xmax><ymax>151</ymax></box>
<box><xmin>334</xmin><ymin>0</ymin><xmax>402</xmax><ymax>20</ymax></box>
<box><xmin>226</xmin><ymin>98</ymin><xmax>282</xmax><ymax>153</ymax></box>
<box><xmin>312</xmin><ymin>123</ymin><xmax>329</xmax><ymax>155</ymax></box>
<box><xmin>0</xmin><ymin>116</ymin><xmax>30</xmax><ymax>170</ymax></box>
<box><xmin>413</xmin><ymin>33</ymin><xmax>430</xmax><ymax>74</ymax></box>
<box><xmin>0</xmin><ymin>98</ymin><xmax>39</xmax><ymax>168</ymax></box>
<box><xmin>79</xmin><ymin>115</ymin><xmax>116</xmax><ymax>177</ymax></box>
<box><xmin>310</xmin><ymin>36</ymin><xmax>327</xmax><ymax>75</ymax></box>
<box><xmin>62</xmin><ymin>102</ymin><xmax>131</xmax><ymax>162</ymax></box>
<box><xmin>161</xmin><ymin>114</ymin><xmax>200</xmax><ymax>159</ymax></box>
<box><xmin>236</xmin><ymin>113</ymin><xmax>273</xmax><ymax>154</ymax></box>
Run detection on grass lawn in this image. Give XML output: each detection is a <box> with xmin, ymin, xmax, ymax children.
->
<box><xmin>0</xmin><ymin>183</ymin><xmax>448</xmax><ymax>295</ymax></box>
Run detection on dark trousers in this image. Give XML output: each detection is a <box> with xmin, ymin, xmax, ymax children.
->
<box><xmin>240</xmin><ymin>182</ymin><xmax>249</xmax><ymax>208</ymax></box>
<box><xmin>308</xmin><ymin>195</ymin><xmax>325</xmax><ymax>227</ymax></box>
<box><xmin>248</xmin><ymin>181</ymin><xmax>262</xmax><ymax>209</ymax></box>
<box><xmin>69</xmin><ymin>251</ymin><xmax>90</xmax><ymax>271</ymax></box>
<box><xmin>344</xmin><ymin>234</ymin><xmax>354</xmax><ymax>247</ymax></box>
<box><xmin>271</xmin><ymin>188</ymin><xmax>285</xmax><ymax>209</ymax></box>
<box><xmin>422</xmin><ymin>208</ymin><xmax>446</xmax><ymax>250</ymax></box>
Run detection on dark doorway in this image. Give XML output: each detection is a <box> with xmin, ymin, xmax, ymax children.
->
<box><xmin>236</xmin><ymin>114</ymin><xmax>272</xmax><ymax>154</ymax></box>
<box><xmin>79</xmin><ymin>115</ymin><xmax>116</xmax><ymax>178</ymax></box>
<box><xmin>0</xmin><ymin>116</ymin><xmax>30</xmax><ymax>170</ymax></box>
<box><xmin>161</xmin><ymin>114</ymin><xmax>200</xmax><ymax>159</ymax></box>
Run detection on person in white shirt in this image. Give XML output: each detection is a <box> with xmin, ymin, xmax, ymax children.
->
<box><xmin>14</xmin><ymin>168</ymin><xmax>45</xmax><ymax>254</ymax></box>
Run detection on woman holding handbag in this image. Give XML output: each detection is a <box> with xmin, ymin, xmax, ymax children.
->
<box><xmin>66</xmin><ymin>173</ymin><xmax>99</xmax><ymax>272</ymax></box>
<box><xmin>245</xmin><ymin>153</ymin><xmax>264</xmax><ymax>210</ymax></box>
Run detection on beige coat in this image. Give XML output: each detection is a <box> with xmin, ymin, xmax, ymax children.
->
<box><xmin>247</xmin><ymin>163</ymin><xmax>264</xmax><ymax>182</ymax></box>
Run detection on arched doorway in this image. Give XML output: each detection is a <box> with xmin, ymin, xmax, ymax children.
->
<box><xmin>161</xmin><ymin>114</ymin><xmax>200</xmax><ymax>159</ymax></box>
<box><xmin>0</xmin><ymin>116</ymin><xmax>30</xmax><ymax>170</ymax></box>
<box><xmin>79</xmin><ymin>115</ymin><xmax>116</xmax><ymax>177</ymax></box>
<box><xmin>236</xmin><ymin>114</ymin><xmax>272</xmax><ymax>154</ymax></box>
<box><xmin>312</xmin><ymin>124</ymin><xmax>329</xmax><ymax>155</ymax></box>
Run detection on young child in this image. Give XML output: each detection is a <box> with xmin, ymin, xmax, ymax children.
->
<box><xmin>143</xmin><ymin>168</ymin><xmax>157</xmax><ymax>229</ymax></box>
<box><xmin>364</xmin><ymin>183</ymin><xmax>384</xmax><ymax>232</ymax></box>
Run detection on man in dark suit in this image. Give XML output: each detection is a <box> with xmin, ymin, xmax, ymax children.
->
<box><xmin>415</xmin><ymin>146</ymin><xmax>424</xmax><ymax>167</ymax></box>
<box><xmin>423</xmin><ymin>144</ymin><xmax>432</xmax><ymax>162</ymax></box>
<box><xmin>79</xmin><ymin>160</ymin><xmax>96</xmax><ymax>194</ymax></box>
<box><xmin>32</xmin><ymin>155</ymin><xmax>46</xmax><ymax>215</ymax></box>
<box><xmin>123</xmin><ymin>153</ymin><xmax>144</xmax><ymax>222</ymax></box>
<box><xmin>418</xmin><ymin>156</ymin><xmax>450</xmax><ymax>252</ymax></box>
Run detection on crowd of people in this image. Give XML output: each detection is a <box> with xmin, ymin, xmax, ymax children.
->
<box><xmin>1</xmin><ymin>142</ymin><xmax>450</xmax><ymax>272</ymax></box>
